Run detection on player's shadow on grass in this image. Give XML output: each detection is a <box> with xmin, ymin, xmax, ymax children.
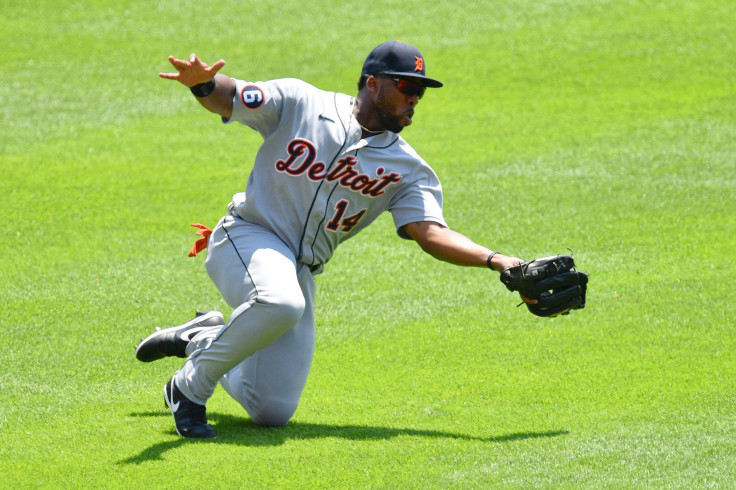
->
<box><xmin>120</xmin><ymin>411</ymin><xmax>568</xmax><ymax>465</ymax></box>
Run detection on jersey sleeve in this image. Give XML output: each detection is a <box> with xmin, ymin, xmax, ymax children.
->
<box><xmin>390</xmin><ymin>169</ymin><xmax>447</xmax><ymax>240</ymax></box>
<box><xmin>224</xmin><ymin>78</ymin><xmax>307</xmax><ymax>138</ymax></box>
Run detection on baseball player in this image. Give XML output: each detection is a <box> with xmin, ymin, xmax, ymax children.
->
<box><xmin>137</xmin><ymin>41</ymin><xmax>529</xmax><ymax>438</ymax></box>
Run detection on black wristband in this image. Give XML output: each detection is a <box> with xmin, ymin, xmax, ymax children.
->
<box><xmin>486</xmin><ymin>252</ymin><xmax>499</xmax><ymax>270</ymax></box>
<box><xmin>190</xmin><ymin>79</ymin><xmax>216</xmax><ymax>97</ymax></box>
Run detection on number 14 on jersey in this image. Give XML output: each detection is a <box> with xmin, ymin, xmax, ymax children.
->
<box><xmin>326</xmin><ymin>200</ymin><xmax>366</xmax><ymax>233</ymax></box>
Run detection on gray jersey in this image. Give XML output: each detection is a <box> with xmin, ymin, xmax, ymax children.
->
<box><xmin>225</xmin><ymin>78</ymin><xmax>446</xmax><ymax>269</ymax></box>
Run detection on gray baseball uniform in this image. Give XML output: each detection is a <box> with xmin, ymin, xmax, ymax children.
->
<box><xmin>175</xmin><ymin>77</ymin><xmax>446</xmax><ymax>425</ymax></box>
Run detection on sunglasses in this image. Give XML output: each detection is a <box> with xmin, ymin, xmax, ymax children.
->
<box><xmin>379</xmin><ymin>76</ymin><xmax>426</xmax><ymax>99</ymax></box>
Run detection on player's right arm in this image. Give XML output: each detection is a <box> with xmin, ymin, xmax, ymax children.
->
<box><xmin>403</xmin><ymin>221</ymin><xmax>522</xmax><ymax>271</ymax></box>
<box><xmin>159</xmin><ymin>54</ymin><xmax>235</xmax><ymax>118</ymax></box>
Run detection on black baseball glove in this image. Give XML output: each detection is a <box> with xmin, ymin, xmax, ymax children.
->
<box><xmin>499</xmin><ymin>255</ymin><xmax>588</xmax><ymax>317</ymax></box>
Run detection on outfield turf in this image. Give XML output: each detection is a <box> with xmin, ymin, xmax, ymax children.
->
<box><xmin>2</xmin><ymin>0</ymin><xmax>735</xmax><ymax>487</ymax></box>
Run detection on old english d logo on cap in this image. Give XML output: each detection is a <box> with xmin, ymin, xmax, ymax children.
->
<box><xmin>414</xmin><ymin>56</ymin><xmax>424</xmax><ymax>72</ymax></box>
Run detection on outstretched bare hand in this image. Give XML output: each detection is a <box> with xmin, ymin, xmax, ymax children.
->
<box><xmin>159</xmin><ymin>54</ymin><xmax>226</xmax><ymax>87</ymax></box>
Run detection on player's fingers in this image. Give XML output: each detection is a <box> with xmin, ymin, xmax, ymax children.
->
<box><xmin>168</xmin><ymin>55</ymin><xmax>185</xmax><ymax>66</ymax></box>
<box><xmin>167</xmin><ymin>57</ymin><xmax>192</xmax><ymax>72</ymax></box>
<box><xmin>159</xmin><ymin>72</ymin><xmax>180</xmax><ymax>80</ymax></box>
<box><xmin>210</xmin><ymin>59</ymin><xmax>226</xmax><ymax>72</ymax></box>
<box><xmin>520</xmin><ymin>294</ymin><xmax>538</xmax><ymax>304</ymax></box>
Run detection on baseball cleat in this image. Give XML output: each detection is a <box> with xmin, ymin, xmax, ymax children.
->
<box><xmin>164</xmin><ymin>377</ymin><xmax>217</xmax><ymax>438</ymax></box>
<box><xmin>135</xmin><ymin>310</ymin><xmax>224</xmax><ymax>362</ymax></box>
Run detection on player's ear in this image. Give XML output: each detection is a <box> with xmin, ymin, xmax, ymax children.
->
<box><xmin>365</xmin><ymin>75</ymin><xmax>380</xmax><ymax>94</ymax></box>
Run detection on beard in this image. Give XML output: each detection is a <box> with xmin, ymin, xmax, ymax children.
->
<box><xmin>374</xmin><ymin>85</ymin><xmax>412</xmax><ymax>133</ymax></box>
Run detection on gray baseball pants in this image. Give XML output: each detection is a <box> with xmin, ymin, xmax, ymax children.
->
<box><xmin>173</xmin><ymin>212</ymin><xmax>316</xmax><ymax>426</ymax></box>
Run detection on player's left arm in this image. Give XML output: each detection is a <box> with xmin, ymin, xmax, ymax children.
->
<box><xmin>403</xmin><ymin>221</ymin><xmax>521</xmax><ymax>271</ymax></box>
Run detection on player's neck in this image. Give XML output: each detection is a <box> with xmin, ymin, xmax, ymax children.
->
<box><xmin>353</xmin><ymin>97</ymin><xmax>385</xmax><ymax>137</ymax></box>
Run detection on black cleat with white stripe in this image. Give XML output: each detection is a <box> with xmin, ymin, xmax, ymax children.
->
<box><xmin>164</xmin><ymin>377</ymin><xmax>217</xmax><ymax>438</ymax></box>
<box><xmin>135</xmin><ymin>311</ymin><xmax>224</xmax><ymax>362</ymax></box>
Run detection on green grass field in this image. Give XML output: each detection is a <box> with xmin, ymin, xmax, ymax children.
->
<box><xmin>2</xmin><ymin>0</ymin><xmax>735</xmax><ymax>487</ymax></box>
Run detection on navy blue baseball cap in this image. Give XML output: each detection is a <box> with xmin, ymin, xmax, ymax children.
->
<box><xmin>362</xmin><ymin>41</ymin><xmax>443</xmax><ymax>88</ymax></box>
